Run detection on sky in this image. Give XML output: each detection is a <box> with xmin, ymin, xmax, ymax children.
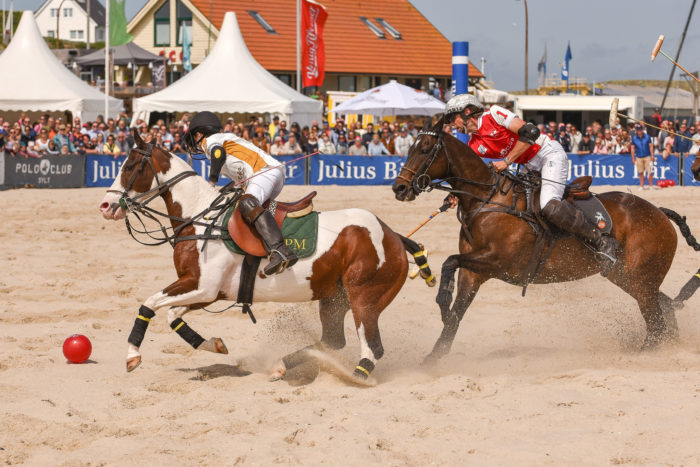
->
<box><xmin>7</xmin><ymin>0</ymin><xmax>700</xmax><ymax>92</ymax></box>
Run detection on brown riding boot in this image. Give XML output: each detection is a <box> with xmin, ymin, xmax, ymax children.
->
<box><xmin>542</xmin><ymin>199</ymin><xmax>618</xmax><ymax>277</ymax></box>
<box><xmin>238</xmin><ymin>194</ymin><xmax>298</xmax><ymax>275</ymax></box>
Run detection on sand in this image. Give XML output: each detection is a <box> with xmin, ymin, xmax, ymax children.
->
<box><xmin>1</xmin><ymin>184</ymin><xmax>699</xmax><ymax>465</ymax></box>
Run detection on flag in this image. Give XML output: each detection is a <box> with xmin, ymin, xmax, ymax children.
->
<box><xmin>182</xmin><ymin>25</ymin><xmax>192</xmax><ymax>72</ymax></box>
<box><xmin>537</xmin><ymin>43</ymin><xmax>547</xmax><ymax>84</ymax></box>
<box><xmin>561</xmin><ymin>42</ymin><xmax>572</xmax><ymax>81</ymax></box>
<box><xmin>109</xmin><ymin>0</ymin><xmax>132</xmax><ymax>46</ymax></box>
<box><xmin>301</xmin><ymin>0</ymin><xmax>328</xmax><ymax>88</ymax></box>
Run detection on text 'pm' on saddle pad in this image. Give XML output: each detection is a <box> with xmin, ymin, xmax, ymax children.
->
<box><xmin>221</xmin><ymin>207</ymin><xmax>319</xmax><ymax>258</ymax></box>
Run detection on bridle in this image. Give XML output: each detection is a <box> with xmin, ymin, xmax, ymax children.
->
<box><xmin>395</xmin><ymin>129</ymin><xmax>447</xmax><ymax>194</ymax></box>
<box><xmin>108</xmin><ymin>143</ymin><xmax>237</xmax><ymax>247</ymax></box>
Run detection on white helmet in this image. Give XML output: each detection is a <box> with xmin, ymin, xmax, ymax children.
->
<box><xmin>444</xmin><ymin>94</ymin><xmax>484</xmax><ymax>119</ymax></box>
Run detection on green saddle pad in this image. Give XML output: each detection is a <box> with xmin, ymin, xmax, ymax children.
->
<box><xmin>221</xmin><ymin>205</ymin><xmax>318</xmax><ymax>258</ymax></box>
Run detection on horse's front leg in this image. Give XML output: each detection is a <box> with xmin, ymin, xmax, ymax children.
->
<box><xmin>125</xmin><ymin>274</ymin><xmax>226</xmax><ymax>372</ymax></box>
<box><xmin>426</xmin><ymin>267</ymin><xmax>485</xmax><ymax>364</ymax></box>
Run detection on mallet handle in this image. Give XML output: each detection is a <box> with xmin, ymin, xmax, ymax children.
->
<box><xmin>405</xmin><ymin>202</ymin><xmax>452</xmax><ymax>238</ymax></box>
<box><xmin>615</xmin><ymin>111</ymin><xmax>696</xmax><ymax>143</ymax></box>
<box><xmin>657</xmin><ymin>49</ymin><xmax>700</xmax><ymax>85</ymax></box>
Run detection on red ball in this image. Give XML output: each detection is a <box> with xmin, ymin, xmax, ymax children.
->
<box><xmin>668</xmin><ymin>180</ymin><xmax>676</xmax><ymax>187</ymax></box>
<box><xmin>63</xmin><ymin>334</ymin><xmax>92</xmax><ymax>364</ymax></box>
<box><xmin>656</xmin><ymin>180</ymin><xmax>664</xmax><ymax>187</ymax></box>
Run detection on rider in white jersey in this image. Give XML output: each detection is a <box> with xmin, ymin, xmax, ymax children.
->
<box><xmin>184</xmin><ymin>111</ymin><xmax>297</xmax><ymax>275</ymax></box>
<box><xmin>444</xmin><ymin>94</ymin><xmax>617</xmax><ymax>275</ymax></box>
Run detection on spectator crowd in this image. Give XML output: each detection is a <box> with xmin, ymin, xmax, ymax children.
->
<box><xmin>2</xmin><ymin>106</ymin><xmax>698</xmax><ymax>160</ymax></box>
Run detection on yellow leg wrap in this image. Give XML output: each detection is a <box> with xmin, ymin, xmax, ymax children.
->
<box><xmin>425</xmin><ymin>274</ymin><xmax>435</xmax><ymax>284</ymax></box>
<box><xmin>355</xmin><ymin>365</ymin><xmax>370</xmax><ymax>377</ymax></box>
<box><xmin>419</xmin><ymin>263</ymin><xmax>430</xmax><ymax>269</ymax></box>
<box><xmin>173</xmin><ymin>321</ymin><xmax>184</xmax><ymax>332</ymax></box>
<box><xmin>694</xmin><ymin>273</ymin><xmax>700</xmax><ymax>279</ymax></box>
<box><xmin>413</xmin><ymin>250</ymin><xmax>426</xmax><ymax>258</ymax></box>
<box><xmin>136</xmin><ymin>315</ymin><xmax>151</xmax><ymax>322</ymax></box>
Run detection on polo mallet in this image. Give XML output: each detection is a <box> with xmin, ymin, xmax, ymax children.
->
<box><xmin>609</xmin><ymin>98</ymin><xmax>696</xmax><ymax>143</ymax></box>
<box><xmin>651</xmin><ymin>35</ymin><xmax>700</xmax><ymax>85</ymax></box>
<box><xmin>405</xmin><ymin>201</ymin><xmax>452</xmax><ymax>238</ymax></box>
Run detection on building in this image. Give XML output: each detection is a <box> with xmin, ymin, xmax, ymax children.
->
<box><xmin>34</xmin><ymin>0</ymin><xmax>104</xmax><ymax>44</ymax></box>
<box><xmin>126</xmin><ymin>0</ymin><xmax>483</xmax><ymax>92</ymax></box>
<box><xmin>514</xmin><ymin>95</ymin><xmax>643</xmax><ymax>130</ymax></box>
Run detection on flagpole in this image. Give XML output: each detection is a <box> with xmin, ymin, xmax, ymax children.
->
<box><xmin>296</xmin><ymin>0</ymin><xmax>301</xmax><ymax>92</ymax></box>
<box><xmin>2</xmin><ymin>0</ymin><xmax>5</xmax><ymax>45</ymax></box>
<box><xmin>105</xmin><ymin>0</ymin><xmax>110</xmax><ymax>119</ymax></box>
<box><xmin>9</xmin><ymin>0</ymin><xmax>13</xmax><ymax>40</ymax></box>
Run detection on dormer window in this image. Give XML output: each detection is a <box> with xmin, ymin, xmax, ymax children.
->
<box><xmin>375</xmin><ymin>18</ymin><xmax>401</xmax><ymax>39</ymax></box>
<box><xmin>248</xmin><ymin>10</ymin><xmax>277</xmax><ymax>34</ymax></box>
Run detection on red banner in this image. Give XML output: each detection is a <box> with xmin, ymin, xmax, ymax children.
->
<box><xmin>301</xmin><ymin>0</ymin><xmax>328</xmax><ymax>88</ymax></box>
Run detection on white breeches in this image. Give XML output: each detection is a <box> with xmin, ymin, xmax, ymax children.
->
<box><xmin>245</xmin><ymin>166</ymin><xmax>285</xmax><ymax>203</ymax></box>
<box><xmin>524</xmin><ymin>140</ymin><xmax>569</xmax><ymax>209</ymax></box>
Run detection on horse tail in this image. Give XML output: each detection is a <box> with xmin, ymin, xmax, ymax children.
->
<box><xmin>660</xmin><ymin>207</ymin><xmax>700</xmax><ymax>251</ymax></box>
<box><xmin>399</xmin><ymin>235</ymin><xmax>437</xmax><ymax>287</ymax></box>
<box><xmin>660</xmin><ymin>207</ymin><xmax>700</xmax><ymax>305</ymax></box>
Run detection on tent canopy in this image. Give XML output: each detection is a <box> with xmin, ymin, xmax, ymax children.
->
<box><xmin>133</xmin><ymin>12</ymin><xmax>322</xmax><ymax>128</ymax></box>
<box><xmin>76</xmin><ymin>41</ymin><xmax>163</xmax><ymax>67</ymax></box>
<box><xmin>0</xmin><ymin>11</ymin><xmax>122</xmax><ymax>121</ymax></box>
<box><xmin>332</xmin><ymin>80</ymin><xmax>445</xmax><ymax>117</ymax></box>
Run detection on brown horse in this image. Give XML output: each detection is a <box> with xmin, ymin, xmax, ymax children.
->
<box><xmin>99</xmin><ymin>131</ymin><xmax>433</xmax><ymax>381</ymax></box>
<box><xmin>392</xmin><ymin>119</ymin><xmax>682</xmax><ymax>362</ymax></box>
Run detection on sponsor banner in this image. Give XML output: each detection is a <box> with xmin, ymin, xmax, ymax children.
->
<box><xmin>309</xmin><ymin>154</ymin><xmax>405</xmax><ymax>185</ymax></box>
<box><xmin>2</xmin><ymin>152</ymin><xmax>85</xmax><ymax>188</ymax></box>
<box><xmin>85</xmin><ymin>154</ymin><xmax>306</xmax><ymax>188</ymax></box>
<box><xmin>565</xmin><ymin>154</ymin><xmax>678</xmax><ymax>185</ymax></box>
<box><xmin>301</xmin><ymin>0</ymin><xmax>328</xmax><ymax>88</ymax></box>
<box><xmin>682</xmin><ymin>154</ymin><xmax>699</xmax><ymax>186</ymax></box>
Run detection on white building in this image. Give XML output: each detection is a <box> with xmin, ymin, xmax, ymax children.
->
<box><xmin>34</xmin><ymin>0</ymin><xmax>104</xmax><ymax>44</ymax></box>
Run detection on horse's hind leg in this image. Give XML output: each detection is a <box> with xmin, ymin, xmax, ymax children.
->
<box><xmin>426</xmin><ymin>268</ymin><xmax>485</xmax><ymax>364</ymax></box>
<box><xmin>269</xmin><ymin>289</ymin><xmax>350</xmax><ymax>382</ymax></box>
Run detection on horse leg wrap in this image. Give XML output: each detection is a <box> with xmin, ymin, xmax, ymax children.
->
<box><xmin>282</xmin><ymin>344</ymin><xmax>315</xmax><ymax>370</ymax></box>
<box><xmin>353</xmin><ymin>358</ymin><xmax>375</xmax><ymax>380</ymax></box>
<box><xmin>170</xmin><ymin>318</ymin><xmax>205</xmax><ymax>349</ymax></box>
<box><xmin>127</xmin><ymin>305</ymin><xmax>156</xmax><ymax>347</ymax></box>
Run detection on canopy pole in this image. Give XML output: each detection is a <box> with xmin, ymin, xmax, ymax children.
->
<box><xmin>296</xmin><ymin>0</ymin><xmax>300</xmax><ymax>92</ymax></box>
<box><xmin>105</xmin><ymin>0</ymin><xmax>110</xmax><ymax>119</ymax></box>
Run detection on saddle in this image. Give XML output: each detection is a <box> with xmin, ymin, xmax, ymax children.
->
<box><xmin>563</xmin><ymin>175</ymin><xmax>593</xmax><ymax>201</ymax></box>
<box><xmin>228</xmin><ymin>191</ymin><xmax>317</xmax><ymax>257</ymax></box>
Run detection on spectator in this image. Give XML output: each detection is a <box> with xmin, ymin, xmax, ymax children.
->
<box><xmin>268</xmin><ymin>115</ymin><xmax>279</xmax><ymax>140</ymax></box>
<box><xmin>116</xmin><ymin>131</ymin><xmax>131</xmax><ymax>155</ymax></box>
<box><xmin>577</xmin><ymin>133</ymin><xmax>595</xmax><ymax>155</ymax></box>
<box><xmin>304</xmin><ymin>130</ymin><xmax>319</xmax><ymax>154</ymax></box>
<box><xmin>269</xmin><ymin>136</ymin><xmax>285</xmax><ymax>156</ymax></box>
<box><xmin>95</xmin><ymin>133</ymin><xmax>106</xmax><ymax>151</ymax></box>
<box><xmin>406</xmin><ymin>120</ymin><xmax>418</xmax><ymax>138</ymax></box>
<box><xmin>689</xmin><ymin>125</ymin><xmax>700</xmax><ymax>157</ymax></box>
<box><xmin>252</xmin><ymin>127</ymin><xmax>270</xmax><ymax>153</ymax></box>
<box><xmin>102</xmin><ymin>134</ymin><xmax>121</xmax><ymax>157</ymax></box>
<box><xmin>379</xmin><ymin>128</ymin><xmax>395</xmax><ymax>154</ymax></box>
<box><xmin>593</xmin><ymin>132</ymin><xmax>608</xmax><ymax>154</ymax></box>
<box><xmin>289</xmin><ymin>122</ymin><xmax>302</xmax><ymax>145</ymax></box>
<box><xmin>556</xmin><ymin>125</ymin><xmax>571</xmax><ymax>152</ymax></box>
<box><xmin>318</xmin><ymin>133</ymin><xmax>336</xmax><ymax>154</ymax></box>
<box><xmin>60</xmin><ymin>144</ymin><xmax>71</xmax><ymax>156</ymax></box>
<box><xmin>35</xmin><ymin>128</ymin><xmax>52</xmax><ymax>154</ymax></box>
<box><xmin>361</xmin><ymin>122</ymin><xmax>375</xmax><ymax>147</ymax></box>
<box><xmin>393</xmin><ymin>126</ymin><xmax>415</xmax><ymax>156</ymax></box>
<box><xmin>569</xmin><ymin>124</ymin><xmax>582</xmax><ymax>154</ymax></box>
<box><xmin>631</xmin><ymin>124</ymin><xmax>655</xmax><ymax>190</ymax></box>
<box><xmin>87</xmin><ymin>121</ymin><xmax>103</xmax><ymax>141</ymax></box>
<box><xmin>79</xmin><ymin>134</ymin><xmax>98</xmax><ymax>154</ymax></box>
<box><xmin>274</xmin><ymin>120</ymin><xmax>289</xmax><ymax>142</ymax></box>
<box><xmin>282</xmin><ymin>134</ymin><xmax>302</xmax><ymax>154</ymax></box>
<box><xmin>348</xmin><ymin>136</ymin><xmax>368</xmax><ymax>156</ymax></box>
<box><xmin>673</xmin><ymin>122</ymin><xmax>692</xmax><ymax>157</ymax></box>
<box><xmin>335</xmin><ymin>133</ymin><xmax>349</xmax><ymax>153</ymax></box>
<box><xmin>332</xmin><ymin>120</ymin><xmax>346</xmax><ymax>145</ymax></box>
<box><xmin>20</xmin><ymin>120</ymin><xmax>36</xmax><ymax>147</ymax></box>
<box><xmin>52</xmin><ymin>124</ymin><xmax>76</xmax><ymax>153</ymax></box>
<box><xmin>367</xmin><ymin>133</ymin><xmax>391</xmax><ymax>156</ymax></box>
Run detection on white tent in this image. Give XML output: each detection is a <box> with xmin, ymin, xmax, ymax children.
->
<box><xmin>332</xmin><ymin>80</ymin><xmax>445</xmax><ymax>117</ymax></box>
<box><xmin>0</xmin><ymin>11</ymin><xmax>122</xmax><ymax>121</ymax></box>
<box><xmin>133</xmin><ymin>12</ymin><xmax>322</xmax><ymax>128</ymax></box>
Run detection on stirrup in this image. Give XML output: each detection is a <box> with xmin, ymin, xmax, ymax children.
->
<box><xmin>264</xmin><ymin>249</ymin><xmax>297</xmax><ymax>275</ymax></box>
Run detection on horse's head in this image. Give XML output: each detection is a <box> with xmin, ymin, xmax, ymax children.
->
<box><xmin>692</xmin><ymin>154</ymin><xmax>700</xmax><ymax>181</ymax></box>
<box><xmin>99</xmin><ymin>130</ymin><xmax>175</xmax><ymax>220</ymax></box>
<box><xmin>392</xmin><ymin>117</ymin><xmax>450</xmax><ymax>201</ymax></box>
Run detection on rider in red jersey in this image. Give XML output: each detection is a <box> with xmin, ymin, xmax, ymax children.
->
<box><xmin>444</xmin><ymin>94</ymin><xmax>617</xmax><ymax>276</ymax></box>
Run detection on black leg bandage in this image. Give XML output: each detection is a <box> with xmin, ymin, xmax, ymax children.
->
<box><xmin>353</xmin><ymin>358</ymin><xmax>375</xmax><ymax>380</ymax></box>
<box><xmin>282</xmin><ymin>345</ymin><xmax>315</xmax><ymax>370</ymax></box>
<box><xmin>170</xmin><ymin>318</ymin><xmax>205</xmax><ymax>349</ymax></box>
<box><xmin>128</xmin><ymin>305</ymin><xmax>156</xmax><ymax>347</ymax></box>
<box><xmin>675</xmin><ymin>269</ymin><xmax>700</xmax><ymax>303</ymax></box>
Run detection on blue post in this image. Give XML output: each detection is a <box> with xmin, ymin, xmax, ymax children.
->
<box><xmin>452</xmin><ymin>41</ymin><xmax>469</xmax><ymax>143</ymax></box>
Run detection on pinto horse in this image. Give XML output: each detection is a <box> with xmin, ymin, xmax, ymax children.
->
<box><xmin>392</xmin><ymin>119</ymin><xmax>685</xmax><ymax>362</ymax></box>
<box><xmin>99</xmin><ymin>132</ymin><xmax>432</xmax><ymax>381</ymax></box>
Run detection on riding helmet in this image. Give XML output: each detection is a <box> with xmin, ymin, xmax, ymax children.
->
<box><xmin>184</xmin><ymin>111</ymin><xmax>222</xmax><ymax>152</ymax></box>
<box><xmin>445</xmin><ymin>94</ymin><xmax>484</xmax><ymax>121</ymax></box>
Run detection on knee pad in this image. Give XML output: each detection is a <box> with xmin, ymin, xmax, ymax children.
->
<box><xmin>238</xmin><ymin>194</ymin><xmax>265</xmax><ymax>224</ymax></box>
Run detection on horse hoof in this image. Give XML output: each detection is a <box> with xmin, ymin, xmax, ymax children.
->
<box><xmin>269</xmin><ymin>364</ymin><xmax>286</xmax><ymax>382</ymax></box>
<box><xmin>126</xmin><ymin>356</ymin><xmax>142</xmax><ymax>372</ymax></box>
<box><xmin>421</xmin><ymin>353</ymin><xmax>441</xmax><ymax>367</ymax></box>
<box><xmin>212</xmin><ymin>338</ymin><xmax>229</xmax><ymax>355</ymax></box>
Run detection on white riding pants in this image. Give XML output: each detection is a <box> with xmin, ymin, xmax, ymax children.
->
<box><xmin>524</xmin><ymin>139</ymin><xmax>569</xmax><ymax>209</ymax></box>
<box><xmin>245</xmin><ymin>165</ymin><xmax>285</xmax><ymax>204</ymax></box>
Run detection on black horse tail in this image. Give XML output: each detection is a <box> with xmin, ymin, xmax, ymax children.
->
<box><xmin>399</xmin><ymin>235</ymin><xmax>437</xmax><ymax>287</ymax></box>
<box><xmin>660</xmin><ymin>207</ymin><xmax>700</xmax><ymax>251</ymax></box>
<box><xmin>660</xmin><ymin>207</ymin><xmax>700</xmax><ymax>304</ymax></box>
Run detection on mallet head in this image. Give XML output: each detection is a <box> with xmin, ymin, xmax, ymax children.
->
<box><xmin>651</xmin><ymin>35</ymin><xmax>664</xmax><ymax>62</ymax></box>
<box><xmin>609</xmin><ymin>98</ymin><xmax>620</xmax><ymax>129</ymax></box>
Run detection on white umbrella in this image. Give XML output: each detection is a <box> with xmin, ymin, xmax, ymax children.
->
<box><xmin>333</xmin><ymin>80</ymin><xmax>445</xmax><ymax>117</ymax></box>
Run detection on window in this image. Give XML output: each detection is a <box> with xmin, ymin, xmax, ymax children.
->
<box><xmin>50</xmin><ymin>8</ymin><xmax>57</xmax><ymax>17</ymax></box>
<box><xmin>154</xmin><ymin>1</ymin><xmax>170</xmax><ymax>47</ymax></box>
<box><xmin>275</xmin><ymin>74</ymin><xmax>292</xmax><ymax>86</ymax></box>
<box><xmin>47</xmin><ymin>30</ymin><xmax>55</xmax><ymax>38</ymax></box>
<box><xmin>78</xmin><ymin>30</ymin><xmax>84</xmax><ymax>39</ymax></box>
<box><xmin>374</xmin><ymin>18</ymin><xmax>401</xmax><ymax>39</ymax></box>
<box><xmin>338</xmin><ymin>75</ymin><xmax>356</xmax><ymax>92</ymax></box>
<box><xmin>358</xmin><ymin>76</ymin><xmax>371</xmax><ymax>91</ymax></box>
<box><xmin>176</xmin><ymin>0</ymin><xmax>192</xmax><ymax>46</ymax></box>
<box><xmin>358</xmin><ymin>17</ymin><xmax>385</xmax><ymax>39</ymax></box>
<box><xmin>248</xmin><ymin>10</ymin><xmax>277</xmax><ymax>34</ymax></box>
<box><xmin>96</xmin><ymin>27</ymin><xmax>104</xmax><ymax>41</ymax></box>
<box><xmin>64</xmin><ymin>8</ymin><xmax>72</xmax><ymax>17</ymax></box>
<box><xmin>70</xmin><ymin>30</ymin><xmax>77</xmax><ymax>39</ymax></box>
